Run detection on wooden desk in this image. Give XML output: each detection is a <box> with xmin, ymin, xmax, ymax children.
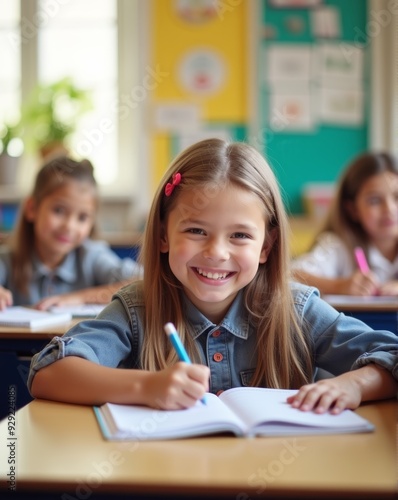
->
<box><xmin>323</xmin><ymin>295</ymin><xmax>398</xmax><ymax>334</ymax></box>
<box><xmin>0</xmin><ymin>320</ymin><xmax>80</xmax><ymax>420</ymax></box>
<box><xmin>0</xmin><ymin>398</ymin><xmax>396</xmax><ymax>500</ymax></box>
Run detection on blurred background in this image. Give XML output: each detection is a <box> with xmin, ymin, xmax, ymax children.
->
<box><xmin>0</xmin><ymin>0</ymin><xmax>397</xmax><ymax>254</ymax></box>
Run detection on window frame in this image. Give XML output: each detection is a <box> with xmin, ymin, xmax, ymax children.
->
<box><xmin>15</xmin><ymin>0</ymin><xmax>149</xmax><ymax>222</ymax></box>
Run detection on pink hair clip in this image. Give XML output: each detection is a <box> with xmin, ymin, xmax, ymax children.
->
<box><xmin>165</xmin><ymin>172</ymin><xmax>182</xmax><ymax>196</ymax></box>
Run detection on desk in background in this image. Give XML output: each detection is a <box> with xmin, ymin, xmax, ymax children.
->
<box><xmin>0</xmin><ymin>398</ymin><xmax>396</xmax><ymax>500</ymax></box>
<box><xmin>323</xmin><ymin>295</ymin><xmax>398</xmax><ymax>334</ymax></box>
<box><xmin>0</xmin><ymin>320</ymin><xmax>82</xmax><ymax>420</ymax></box>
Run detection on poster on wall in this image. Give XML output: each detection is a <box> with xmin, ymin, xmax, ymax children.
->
<box><xmin>265</xmin><ymin>45</ymin><xmax>312</xmax><ymax>84</ymax></box>
<box><xmin>311</xmin><ymin>6</ymin><xmax>341</xmax><ymax>38</ymax></box>
<box><xmin>175</xmin><ymin>0</ymin><xmax>218</xmax><ymax>23</ymax></box>
<box><xmin>153</xmin><ymin>103</ymin><xmax>202</xmax><ymax>132</ymax></box>
<box><xmin>319</xmin><ymin>87</ymin><xmax>364</xmax><ymax>125</ymax></box>
<box><xmin>269</xmin><ymin>88</ymin><xmax>315</xmax><ymax>131</ymax></box>
<box><xmin>316</xmin><ymin>43</ymin><xmax>364</xmax><ymax>86</ymax></box>
<box><xmin>178</xmin><ymin>49</ymin><xmax>226</xmax><ymax>95</ymax></box>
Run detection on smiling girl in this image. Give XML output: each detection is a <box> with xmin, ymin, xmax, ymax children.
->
<box><xmin>292</xmin><ymin>152</ymin><xmax>398</xmax><ymax>296</ymax></box>
<box><xmin>0</xmin><ymin>156</ymin><xmax>142</xmax><ymax>310</ymax></box>
<box><xmin>28</xmin><ymin>140</ymin><xmax>398</xmax><ymax>413</ymax></box>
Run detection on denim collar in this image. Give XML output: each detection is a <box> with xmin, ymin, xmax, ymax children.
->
<box><xmin>183</xmin><ymin>290</ymin><xmax>250</xmax><ymax>340</ymax></box>
<box><xmin>32</xmin><ymin>250</ymin><xmax>77</xmax><ymax>283</ymax></box>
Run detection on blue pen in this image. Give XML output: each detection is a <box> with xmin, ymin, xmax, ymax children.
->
<box><xmin>164</xmin><ymin>322</ymin><xmax>207</xmax><ymax>405</ymax></box>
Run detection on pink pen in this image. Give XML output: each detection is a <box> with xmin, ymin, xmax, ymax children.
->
<box><xmin>354</xmin><ymin>247</ymin><xmax>369</xmax><ymax>273</ymax></box>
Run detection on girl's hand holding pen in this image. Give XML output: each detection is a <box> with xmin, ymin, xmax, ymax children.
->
<box><xmin>142</xmin><ymin>363</ymin><xmax>210</xmax><ymax>410</ymax></box>
<box><xmin>351</xmin><ymin>246</ymin><xmax>380</xmax><ymax>295</ymax></box>
<box><xmin>331</xmin><ymin>272</ymin><xmax>379</xmax><ymax>296</ymax></box>
<box><xmin>348</xmin><ymin>270</ymin><xmax>380</xmax><ymax>296</ymax></box>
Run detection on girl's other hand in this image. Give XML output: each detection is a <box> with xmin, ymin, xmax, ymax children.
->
<box><xmin>0</xmin><ymin>286</ymin><xmax>13</xmax><ymax>310</ymax></box>
<box><xmin>142</xmin><ymin>362</ymin><xmax>210</xmax><ymax>410</ymax></box>
<box><xmin>286</xmin><ymin>376</ymin><xmax>362</xmax><ymax>415</ymax></box>
<box><xmin>287</xmin><ymin>365</ymin><xmax>397</xmax><ymax>414</ymax></box>
<box><xmin>377</xmin><ymin>280</ymin><xmax>398</xmax><ymax>296</ymax></box>
<box><xmin>34</xmin><ymin>292</ymin><xmax>84</xmax><ymax>311</ymax></box>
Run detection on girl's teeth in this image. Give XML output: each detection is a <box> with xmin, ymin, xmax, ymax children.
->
<box><xmin>197</xmin><ymin>269</ymin><xmax>227</xmax><ymax>280</ymax></box>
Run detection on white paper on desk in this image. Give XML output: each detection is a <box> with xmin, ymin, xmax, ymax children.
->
<box><xmin>49</xmin><ymin>304</ymin><xmax>106</xmax><ymax>317</ymax></box>
<box><xmin>0</xmin><ymin>307</ymin><xmax>72</xmax><ymax>328</ymax></box>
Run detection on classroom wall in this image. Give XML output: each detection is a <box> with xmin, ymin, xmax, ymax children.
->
<box><xmin>150</xmin><ymin>0</ymin><xmax>248</xmax><ymax>188</ymax></box>
<box><xmin>259</xmin><ymin>0</ymin><xmax>369</xmax><ymax>213</ymax></box>
<box><xmin>0</xmin><ymin>0</ymin><xmax>373</xmax><ymax>235</ymax></box>
<box><xmin>147</xmin><ymin>0</ymin><xmax>369</xmax><ymax>215</ymax></box>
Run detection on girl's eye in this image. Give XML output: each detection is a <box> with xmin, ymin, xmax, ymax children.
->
<box><xmin>232</xmin><ymin>232</ymin><xmax>249</xmax><ymax>239</ymax></box>
<box><xmin>78</xmin><ymin>214</ymin><xmax>90</xmax><ymax>223</ymax></box>
<box><xmin>187</xmin><ymin>228</ymin><xmax>205</xmax><ymax>235</ymax></box>
<box><xmin>53</xmin><ymin>206</ymin><xmax>66</xmax><ymax>215</ymax></box>
<box><xmin>366</xmin><ymin>197</ymin><xmax>381</xmax><ymax>206</ymax></box>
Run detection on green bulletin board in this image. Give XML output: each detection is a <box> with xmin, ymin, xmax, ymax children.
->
<box><xmin>260</xmin><ymin>0</ymin><xmax>369</xmax><ymax>214</ymax></box>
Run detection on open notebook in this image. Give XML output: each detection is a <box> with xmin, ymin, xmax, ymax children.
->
<box><xmin>94</xmin><ymin>387</ymin><xmax>374</xmax><ymax>441</ymax></box>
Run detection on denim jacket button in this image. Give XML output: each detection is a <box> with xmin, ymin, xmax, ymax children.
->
<box><xmin>212</xmin><ymin>330</ymin><xmax>221</xmax><ymax>337</ymax></box>
<box><xmin>213</xmin><ymin>352</ymin><xmax>223</xmax><ymax>362</ymax></box>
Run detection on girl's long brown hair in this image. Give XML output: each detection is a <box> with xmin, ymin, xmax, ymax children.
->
<box><xmin>139</xmin><ymin>139</ymin><xmax>313</xmax><ymax>389</ymax></box>
<box><xmin>9</xmin><ymin>156</ymin><xmax>97</xmax><ymax>294</ymax></box>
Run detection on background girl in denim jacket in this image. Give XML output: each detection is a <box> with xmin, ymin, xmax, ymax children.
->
<box><xmin>0</xmin><ymin>156</ymin><xmax>142</xmax><ymax>310</ymax></box>
<box><xmin>29</xmin><ymin>139</ymin><xmax>398</xmax><ymax>413</ymax></box>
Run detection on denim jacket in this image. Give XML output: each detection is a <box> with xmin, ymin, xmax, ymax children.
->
<box><xmin>28</xmin><ymin>281</ymin><xmax>398</xmax><ymax>394</ymax></box>
<box><xmin>0</xmin><ymin>240</ymin><xmax>143</xmax><ymax>306</ymax></box>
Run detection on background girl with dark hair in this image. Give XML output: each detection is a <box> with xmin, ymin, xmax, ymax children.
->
<box><xmin>293</xmin><ymin>152</ymin><xmax>398</xmax><ymax>296</ymax></box>
<box><xmin>0</xmin><ymin>156</ymin><xmax>142</xmax><ymax>309</ymax></box>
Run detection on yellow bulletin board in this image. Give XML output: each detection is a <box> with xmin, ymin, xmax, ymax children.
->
<box><xmin>151</xmin><ymin>0</ymin><xmax>248</xmax><ymax>189</ymax></box>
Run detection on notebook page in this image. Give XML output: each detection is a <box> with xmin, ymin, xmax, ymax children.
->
<box><xmin>101</xmin><ymin>392</ymin><xmax>247</xmax><ymax>440</ymax></box>
<box><xmin>219</xmin><ymin>387</ymin><xmax>373</xmax><ymax>434</ymax></box>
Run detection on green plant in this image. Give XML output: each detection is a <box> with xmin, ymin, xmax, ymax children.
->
<box><xmin>21</xmin><ymin>77</ymin><xmax>92</xmax><ymax>154</ymax></box>
<box><xmin>0</xmin><ymin>122</ymin><xmax>24</xmax><ymax>157</ymax></box>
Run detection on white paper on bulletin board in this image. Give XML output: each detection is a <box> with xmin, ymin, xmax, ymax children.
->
<box><xmin>315</xmin><ymin>43</ymin><xmax>364</xmax><ymax>86</ymax></box>
<box><xmin>268</xmin><ymin>87</ymin><xmax>315</xmax><ymax>132</ymax></box>
<box><xmin>319</xmin><ymin>87</ymin><xmax>364</xmax><ymax>125</ymax></box>
<box><xmin>265</xmin><ymin>45</ymin><xmax>313</xmax><ymax>84</ymax></box>
<box><xmin>311</xmin><ymin>6</ymin><xmax>341</xmax><ymax>38</ymax></box>
<box><xmin>153</xmin><ymin>103</ymin><xmax>202</xmax><ymax>132</ymax></box>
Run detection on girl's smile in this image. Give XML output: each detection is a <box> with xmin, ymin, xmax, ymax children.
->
<box><xmin>160</xmin><ymin>183</ymin><xmax>271</xmax><ymax>323</ymax></box>
<box><xmin>195</xmin><ymin>267</ymin><xmax>235</xmax><ymax>282</ymax></box>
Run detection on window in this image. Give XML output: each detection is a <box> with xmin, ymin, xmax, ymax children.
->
<box><xmin>0</xmin><ymin>0</ymin><xmax>145</xmax><ymax>204</ymax></box>
<box><xmin>0</xmin><ymin>0</ymin><xmax>20</xmax><ymax>126</ymax></box>
<box><xmin>369</xmin><ymin>0</ymin><xmax>398</xmax><ymax>154</ymax></box>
